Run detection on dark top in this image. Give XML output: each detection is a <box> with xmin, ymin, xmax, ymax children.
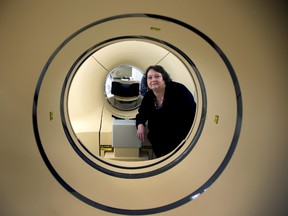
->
<box><xmin>136</xmin><ymin>81</ymin><xmax>196</xmax><ymax>157</ymax></box>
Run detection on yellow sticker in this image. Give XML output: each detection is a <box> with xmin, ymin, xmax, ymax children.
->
<box><xmin>214</xmin><ymin>115</ymin><xmax>219</xmax><ymax>124</ymax></box>
<box><xmin>150</xmin><ymin>26</ymin><xmax>161</xmax><ymax>31</ymax></box>
<box><xmin>100</xmin><ymin>145</ymin><xmax>113</xmax><ymax>151</ymax></box>
<box><xmin>49</xmin><ymin>112</ymin><xmax>53</xmax><ymax>121</ymax></box>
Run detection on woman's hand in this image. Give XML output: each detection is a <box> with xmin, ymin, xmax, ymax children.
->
<box><xmin>137</xmin><ymin>124</ymin><xmax>145</xmax><ymax>143</ymax></box>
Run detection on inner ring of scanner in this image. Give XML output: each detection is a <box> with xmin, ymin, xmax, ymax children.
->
<box><xmin>61</xmin><ymin>36</ymin><xmax>205</xmax><ymax>174</ymax></box>
<box><xmin>33</xmin><ymin>14</ymin><xmax>242</xmax><ymax>214</ymax></box>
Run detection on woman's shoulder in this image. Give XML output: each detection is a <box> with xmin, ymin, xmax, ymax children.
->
<box><xmin>141</xmin><ymin>89</ymin><xmax>154</xmax><ymax>102</ymax></box>
<box><xmin>144</xmin><ymin>89</ymin><xmax>154</xmax><ymax>97</ymax></box>
<box><xmin>167</xmin><ymin>81</ymin><xmax>188</xmax><ymax>92</ymax></box>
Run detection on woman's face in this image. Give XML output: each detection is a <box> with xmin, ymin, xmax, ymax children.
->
<box><xmin>146</xmin><ymin>69</ymin><xmax>166</xmax><ymax>92</ymax></box>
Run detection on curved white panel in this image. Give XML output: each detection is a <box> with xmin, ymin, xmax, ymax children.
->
<box><xmin>32</xmin><ymin>14</ymin><xmax>240</xmax><ymax>214</ymax></box>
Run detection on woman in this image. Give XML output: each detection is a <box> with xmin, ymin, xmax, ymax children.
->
<box><xmin>136</xmin><ymin>65</ymin><xmax>196</xmax><ymax>158</ymax></box>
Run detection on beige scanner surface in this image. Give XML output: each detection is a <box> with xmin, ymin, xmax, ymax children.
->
<box><xmin>0</xmin><ymin>1</ymin><xmax>287</xmax><ymax>216</ymax></box>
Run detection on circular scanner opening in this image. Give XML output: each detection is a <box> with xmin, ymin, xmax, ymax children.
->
<box><xmin>66</xmin><ymin>40</ymin><xmax>201</xmax><ymax>167</ymax></box>
<box><xmin>104</xmin><ymin>64</ymin><xmax>144</xmax><ymax>111</ymax></box>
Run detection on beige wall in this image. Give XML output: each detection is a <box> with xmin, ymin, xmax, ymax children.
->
<box><xmin>0</xmin><ymin>1</ymin><xmax>287</xmax><ymax>216</ymax></box>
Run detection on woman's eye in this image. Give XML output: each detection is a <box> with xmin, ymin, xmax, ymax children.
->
<box><xmin>147</xmin><ymin>75</ymin><xmax>160</xmax><ymax>80</ymax></box>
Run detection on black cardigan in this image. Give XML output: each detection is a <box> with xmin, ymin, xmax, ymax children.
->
<box><xmin>136</xmin><ymin>81</ymin><xmax>196</xmax><ymax>157</ymax></box>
